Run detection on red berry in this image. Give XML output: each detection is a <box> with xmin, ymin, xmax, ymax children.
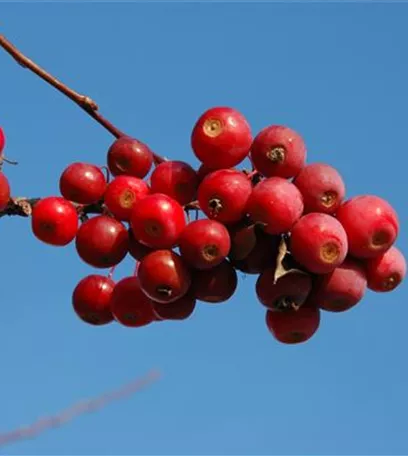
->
<box><xmin>290</xmin><ymin>213</ymin><xmax>348</xmax><ymax>274</ymax></box>
<box><xmin>152</xmin><ymin>292</ymin><xmax>196</xmax><ymax>321</ymax></box>
<box><xmin>246</xmin><ymin>177</ymin><xmax>304</xmax><ymax>235</ymax></box>
<box><xmin>293</xmin><ymin>163</ymin><xmax>345</xmax><ymax>214</ymax></box>
<box><xmin>72</xmin><ymin>275</ymin><xmax>115</xmax><ymax>326</ymax></box>
<box><xmin>197</xmin><ymin>163</ymin><xmax>215</xmax><ymax>183</ymax></box>
<box><xmin>138</xmin><ymin>250</ymin><xmax>191</xmax><ymax>303</ymax></box>
<box><xmin>250</xmin><ymin>125</ymin><xmax>306</xmax><ymax>178</ymax></box>
<box><xmin>228</xmin><ymin>223</ymin><xmax>258</xmax><ymax>261</ymax></box>
<box><xmin>0</xmin><ymin>171</ymin><xmax>11</xmax><ymax>211</ymax></box>
<box><xmin>130</xmin><ymin>193</ymin><xmax>186</xmax><ymax>249</ymax></box>
<box><xmin>31</xmin><ymin>197</ymin><xmax>78</xmax><ymax>246</ymax></box>
<box><xmin>365</xmin><ymin>246</ymin><xmax>406</xmax><ymax>292</ymax></box>
<box><xmin>256</xmin><ymin>270</ymin><xmax>313</xmax><ymax>311</ymax></box>
<box><xmin>75</xmin><ymin>215</ymin><xmax>129</xmax><ymax>268</ymax></box>
<box><xmin>110</xmin><ymin>276</ymin><xmax>155</xmax><ymax>327</ymax></box>
<box><xmin>59</xmin><ymin>162</ymin><xmax>106</xmax><ymax>204</ymax></box>
<box><xmin>265</xmin><ymin>304</ymin><xmax>320</xmax><ymax>344</ymax></box>
<box><xmin>0</xmin><ymin>126</ymin><xmax>5</xmax><ymax>154</ymax></box>
<box><xmin>336</xmin><ymin>195</ymin><xmax>399</xmax><ymax>259</ymax></box>
<box><xmin>128</xmin><ymin>228</ymin><xmax>153</xmax><ymax>261</ymax></box>
<box><xmin>191</xmin><ymin>106</ymin><xmax>252</xmax><ymax>169</ymax></box>
<box><xmin>150</xmin><ymin>160</ymin><xmax>198</xmax><ymax>206</ymax></box>
<box><xmin>179</xmin><ymin>219</ymin><xmax>231</xmax><ymax>270</ymax></box>
<box><xmin>192</xmin><ymin>260</ymin><xmax>237</xmax><ymax>303</ymax></box>
<box><xmin>104</xmin><ymin>175</ymin><xmax>150</xmax><ymax>221</ymax></box>
<box><xmin>310</xmin><ymin>258</ymin><xmax>367</xmax><ymax>312</ymax></box>
<box><xmin>197</xmin><ymin>169</ymin><xmax>252</xmax><ymax>224</ymax></box>
<box><xmin>107</xmin><ymin>136</ymin><xmax>153</xmax><ymax>178</ymax></box>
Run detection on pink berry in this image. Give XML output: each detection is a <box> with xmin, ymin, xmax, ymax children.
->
<box><xmin>246</xmin><ymin>177</ymin><xmax>304</xmax><ymax>235</ymax></box>
<box><xmin>0</xmin><ymin>126</ymin><xmax>5</xmax><ymax>154</ymax></box>
<box><xmin>130</xmin><ymin>193</ymin><xmax>186</xmax><ymax>249</ymax></box>
<box><xmin>290</xmin><ymin>213</ymin><xmax>348</xmax><ymax>274</ymax></box>
<box><xmin>179</xmin><ymin>219</ymin><xmax>231</xmax><ymax>270</ymax></box>
<box><xmin>104</xmin><ymin>175</ymin><xmax>150</xmax><ymax>221</ymax></box>
<box><xmin>191</xmin><ymin>106</ymin><xmax>252</xmax><ymax>169</ymax></box>
<box><xmin>107</xmin><ymin>136</ymin><xmax>153</xmax><ymax>178</ymax></box>
<box><xmin>293</xmin><ymin>163</ymin><xmax>346</xmax><ymax>214</ymax></box>
<box><xmin>59</xmin><ymin>162</ymin><xmax>107</xmax><ymax>204</ymax></box>
<box><xmin>365</xmin><ymin>246</ymin><xmax>406</xmax><ymax>292</ymax></box>
<box><xmin>150</xmin><ymin>160</ymin><xmax>198</xmax><ymax>206</ymax></box>
<box><xmin>336</xmin><ymin>195</ymin><xmax>399</xmax><ymax>259</ymax></box>
<box><xmin>310</xmin><ymin>258</ymin><xmax>367</xmax><ymax>312</ymax></box>
<box><xmin>250</xmin><ymin>125</ymin><xmax>306</xmax><ymax>178</ymax></box>
<box><xmin>0</xmin><ymin>171</ymin><xmax>11</xmax><ymax>211</ymax></box>
<box><xmin>197</xmin><ymin>169</ymin><xmax>252</xmax><ymax>224</ymax></box>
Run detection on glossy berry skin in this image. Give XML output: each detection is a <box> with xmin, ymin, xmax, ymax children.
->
<box><xmin>128</xmin><ymin>228</ymin><xmax>153</xmax><ymax>261</ymax></box>
<box><xmin>250</xmin><ymin>125</ymin><xmax>306</xmax><ymax>179</ymax></box>
<box><xmin>152</xmin><ymin>292</ymin><xmax>196</xmax><ymax>321</ymax></box>
<box><xmin>246</xmin><ymin>177</ymin><xmax>304</xmax><ymax>235</ymax></box>
<box><xmin>150</xmin><ymin>160</ymin><xmax>199</xmax><ymax>206</ymax></box>
<box><xmin>59</xmin><ymin>162</ymin><xmax>106</xmax><ymax>204</ymax></box>
<box><xmin>110</xmin><ymin>276</ymin><xmax>156</xmax><ymax>327</ymax></box>
<box><xmin>293</xmin><ymin>163</ymin><xmax>346</xmax><ymax>215</ymax></box>
<box><xmin>365</xmin><ymin>246</ymin><xmax>406</xmax><ymax>292</ymax></box>
<box><xmin>138</xmin><ymin>250</ymin><xmax>192</xmax><ymax>304</ymax></box>
<box><xmin>0</xmin><ymin>171</ymin><xmax>11</xmax><ymax>211</ymax></box>
<box><xmin>192</xmin><ymin>260</ymin><xmax>237</xmax><ymax>303</ymax></box>
<box><xmin>72</xmin><ymin>275</ymin><xmax>115</xmax><ymax>326</ymax></box>
<box><xmin>191</xmin><ymin>106</ymin><xmax>252</xmax><ymax>169</ymax></box>
<box><xmin>130</xmin><ymin>193</ymin><xmax>186</xmax><ymax>249</ymax></box>
<box><xmin>336</xmin><ymin>195</ymin><xmax>399</xmax><ymax>259</ymax></box>
<box><xmin>75</xmin><ymin>215</ymin><xmax>129</xmax><ymax>268</ymax></box>
<box><xmin>310</xmin><ymin>258</ymin><xmax>367</xmax><ymax>312</ymax></box>
<box><xmin>0</xmin><ymin>126</ymin><xmax>5</xmax><ymax>154</ymax></box>
<box><xmin>256</xmin><ymin>270</ymin><xmax>313</xmax><ymax>312</ymax></box>
<box><xmin>198</xmin><ymin>169</ymin><xmax>252</xmax><ymax>224</ymax></box>
<box><xmin>290</xmin><ymin>213</ymin><xmax>348</xmax><ymax>274</ymax></box>
<box><xmin>104</xmin><ymin>175</ymin><xmax>150</xmax><ymax>221</ymax></box>
<box><xmin>179</xmin><ymin>219</ymin><xmax>231</xmax><ymax>270</ymax></box>
<box><xmin>31</xmin><ymin>197</ymin><xmax>78</xmax><ymax>246</ymax></box>
<box><xmin>265</xmin><ymin>303</ymin><xmax>320</xmax><ymax>345</ymax></box>
<box><xmin>107</xmin><ymin>136</ymin><xmax>153</xmax><ymax>179</ymax></box>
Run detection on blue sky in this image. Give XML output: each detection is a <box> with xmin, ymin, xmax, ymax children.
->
<box><xmin>0</xmin><ymin>2</ymin><xmax>407</xmax><ymax>455</ymax></box>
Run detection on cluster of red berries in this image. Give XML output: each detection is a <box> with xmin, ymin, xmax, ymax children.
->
<box><xmin>0</xmin><ymin>106</ymin><xmax>405</xmax><ymax>344</ymax></box>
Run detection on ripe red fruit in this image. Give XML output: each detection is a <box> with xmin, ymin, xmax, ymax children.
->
<box><xmin>0</xmin><ymin>171</ymin><xmax>11</xmax><ymax>211</ymax></box>
<box><xmin>75</xmin><ymin>215</ymin><xmax>129</xmax><ymax>268</ymax></box>
<box><xmin>246</xmin><ymin>177</ymin><xmax>304</xmax><ymax>235</ymax></box>
<box><xmin>72</xmin><ymin>275</ymin><xmax>115</xmax><ymax>326</ymax></box>
<box><xmin>138</xmin><ymin>250</ymin><xmax>191</xmax><ymax>303</ymax></box>
<box><xmin>107</xmin><ymin>136</ymin><xmax>153</xmax><ymax>179</ymax></box>
<box><xmin>179</xmin><ymin>219</ymin><xmax>231</xmax><ymax>270</ymax></box>
<box><xmin>104</xmin><ymin>175</ymin><xmax>150</xmax><ymax>221</ymax></box>
<box><xmin>197</xmin><ymin>163</ymin><xmax>215</xmax><ymax>183</ymax></box>
<box><xmin>265</xmin><ymin>304</ymin><xmax>320</xmax><ymax>344</ymax></box>
<box><xmin>192</xmin><ymin>260</ymin><xmax>237</xmax><ymax>303</ymax></box>
<box><xmin>293</xmin><ymin>163</ymin><xmax>346</xmax><ymax>214</ymax></box>
<box><xmin>128</xmin><ymin>228</ymin><xmax>153</xmax><ymax>261</ymax></box>
<box><xmin>310</xmin><ymin>258</ymin><xmax>367</xmax><ymax>312</ymax></box>
<box><xmin>0</xmin><ymin>126</ymin><xmax>5</xmax><ymax>154</ymax></box>
<box><xmin>256</xmin><ymin>271</ymin><xmax>313</xmax><ymax>311</ymax></box>
<box><xmin>197</xmin><ymin>169</ymin><xmax>252</xmax><ymax>224</ymax></box>
<box><xmin>336</xmin><ymin>195</ymin><xmax>399</xmax><ymax>259</ymax></box>
<box><xmin>228</xmin><ymin>223</ymin><xmax>257</xmax><ymax>261</ymax></box>
<box><xmin>31</xmin><ymin>197</ymin><xmax>78</xmax><ymax>246</ymax></box>
<box><xmin>250</xmin><ymin>125</ymin><xmax>306</xmax><ymax>178</ymax></box>
<box><xmin>130</xmin><ymin>193</ymin><xmax>186</xmax><ymax>249</ymax></box>
<box><xmin>152</xmin><ymin>293</ymin><xmax>196</xmax><ymax>321</ymax></box>
<box><xmin>150</xmin><ymin>160</ymin><xmax>198</xmax><ymax>206</ymax></box>
<box><xmin>110</xmin><ymin>276</ymin><xmax>156</xmax><ymax>327</ymax></box>
<box><xmin>290</xmin><ymin>213</ymin><xmax>348</xmax><ymax>274</ymax></box>
<box><xmin>365</xmin><ymin>246</ymin><xmax>406</xmax><ymax>292</ymax></box>
<box><xmin>191</xmin><ymin>106</ymin><xmax>252</xmax><ymax>169</ymax></box>
<box><xmin>59</xmin><ymin>162</ymin><xmax>106</xmax><ymax>204</ymax></box>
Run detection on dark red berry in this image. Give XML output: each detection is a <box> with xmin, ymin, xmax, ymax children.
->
<box><xmin>128</xmin><ymin>228</ymin><xmax>153</xmax><ymax>261</ymax></box>
<box><xmin>130</xmin><ymin>193</ymin><xmax>186</xmax><ymax>249</ymax></box>
<box><xmin>138</xmin><ymin>250</ymin><xmax>192</xmax><ymax>304</ymax></box>
<box><xmin>72</xmin><ymin>275</ymin><xmax>115</xmax><ymax>325</ymax></box>
<box><xmin>191</xmin><ymin>107</ymin><xmax>252</xmax><ymax>169</ymax></box>
<box><xmin>59</xmin><ymin>162</ymin><xmax>106</xmax><ymax>204</ymax></box>
<box><xmin>197</xmin><ymin>169</ymin><xmax>252</xmax><ymax>224</ymax></box>
<box><xmin>0</xmin><ymin>171</ymin><xmax>10</xmax><ymax>211</ymax></box>
<box><xmin>197</xmin><ymin>163</ymin><xmax>215</xmax><ymax>183</ymax></box>
<box><xmin>31</xmin><ymin>197</ymin><xmax>78</xmax><ymax>246</ymax></box>
<box><xmin>293</xmin><ymin>163</ymin><xmax>345</xmax><ymax>214</ymax></box>
<box><xmin>250</xmin><ymin>125</ymin><xmax>306</xmax><ymax>178</ymax></box>
<box><xmin>228</xmin><ymin>223</ymin><xmax>258</xmax><ymax>261</ymax></box>
<box><xmin>365</xmin><ymin>246</ymin><xmax>406</xmax><ymax>292</ymax></box>
<box><xmin>0</xmin><ymin>126</ymin><xmax>5</xmax><ymax>154</ymax></box>
<box><xmin>75</xmin><ymin>215</ymin><xmax>129</xmax><ymax>268</ymax></box>
<box><xmin>152</xmin><ymin>292</ymin><xmax>196</xmax><ymax>321</ymax></box>
<box><xmin>107</xmin><ymin>136</ymin><xmax>153</xmax><ymax>178</ymax></box>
